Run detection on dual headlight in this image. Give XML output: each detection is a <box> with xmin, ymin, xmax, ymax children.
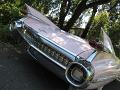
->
<box><xmin>65</xmin><ymin>61</ymin><xmax>94</xmax><ymax>88</ymax></box>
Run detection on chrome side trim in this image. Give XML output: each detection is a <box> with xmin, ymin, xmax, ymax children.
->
<box><xmin>27</xmin><ymin>46</ymin><xmax>38</xmax><ymax>60</ymax></box>
<box><xmin>39</xmin><ymin>36</ymin><xmax>76</xmax><ymax>60</ymax></box>
<box><xmin>22</xmin><ymin>22</ymin><xmax>77</xmax><ymax>60</ymax></box>
<box><xmin>87</xmin><ymin>51</ymin><xmax>98</xmax><ymax>62</ymax></box>
<box><xmin>30</xmin><ymin>44</ymin><xmax>66</xmax><ymax>69</ymax></box>
<box><xmin>17</xmin><ymin>29</ymin><xmax>66</xmax><ymax>70</ymax></box>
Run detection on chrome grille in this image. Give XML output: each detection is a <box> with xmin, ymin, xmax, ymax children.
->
<box><xmin>22</xmin><ymin>27</ymin><xmax>72</xmax><ymax>66</ymax></box>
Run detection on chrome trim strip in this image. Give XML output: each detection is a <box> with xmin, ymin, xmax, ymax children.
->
<box><xmin>87</xmin><ymin>51</ymin><xmax>98</xmax><ymax>62</ymax></box>
<box><xmin>22</xmin><ymin>22</ymin><xmax>76</xmax><ymax>60</ymax></box>
<box><xmin>37</xmin><ymin>32</ymin><xmax>76</xmax><ymax>58</ymax></box>
<box><xmin>39</xmin><ymin>36</ymin><xmax>76</xmax><ymax>60</ymax></box>
<box><xmin>38</xmin><ymin>34</ymin><xmax>76</xmax><ymax>57</ymax></box>
<box><xmin>27</xmin><ymin>46</ymin><xmax>38</xmax><ymax>60</ymax></box>
<box><xmin>30</xmin><ymin>44</ymin><xmax>66</xmax><ymax>69</ymax></box>
<box><xmin>17</xmin><ymin>29</ymin><xmax>66</xmax><ymax>70</ymax></box>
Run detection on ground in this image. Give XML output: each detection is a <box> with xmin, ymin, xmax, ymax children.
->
<box><xmin>0</xmin><ymin>42</ymin><xmax>68</xmax><ymax>90</ymax></box>
<box><xmin>0</xmin><ymin>42</ymin><xmax>120</xmax><ymax>90</ymax></box>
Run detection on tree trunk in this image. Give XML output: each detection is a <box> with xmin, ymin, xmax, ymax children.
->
<box><xmin>81</xmin><ymin>5</ymin><xmax>97</xmax><ymax>38</ymax></box>
<box><xmin>63</xmin><ymin>0</ymin><xmax>88</xmax><ymax>32</ymax></box>
<box><xmin>63</xmin><ymin>0</ymin><xmax>112</xmax><ymax>32</ymax></box>
<box><xmin>58</xmin><ymin>0</ymin><xmax>67</xmax><ymax>28</ymax></box>
<box><xmin>58</xmin><ymin>0</ymin><xmax>71</xmax><ymax>29</ymax></box>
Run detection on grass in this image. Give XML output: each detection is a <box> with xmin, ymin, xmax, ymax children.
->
<box><xmin>0</xmin><ymin>24</ymin><xmax>28</xmax><ymax>54</ymax></box>
<box><xmin>0</xmin><ymin>24</ymin><xmax>11</xmax><ymax>42</ymax></box>
<box><xmin>0</xmin><ymin>24</ymin><xmax>21</xmax><ymax>45</ymax></box>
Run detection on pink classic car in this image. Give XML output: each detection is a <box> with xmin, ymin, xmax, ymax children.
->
<box><xmin>10</xmin><ymin>4</ymin><xmax>120</xmax><ymax>90</ymax></box>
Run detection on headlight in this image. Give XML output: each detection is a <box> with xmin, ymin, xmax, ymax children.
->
<box><xmin>10</xmin><ymin>20</ymin><xmax>24</xmax><ymax>31</ymax></box>
<box><xmin>71</xmin><ymin>66</ymin><xmax>84</xmax><ymax>82</ymax></box>
<box><xmin>65</xmin><ymin>61</ymin><xmax>94</xmax><ymax>88</ymax></box>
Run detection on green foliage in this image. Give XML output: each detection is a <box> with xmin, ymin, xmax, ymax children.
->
<box><xmin>93</xmin><ymin>11</ymin><xmax>109</xmax><ymax>27</ymax></box>
<box><xmin>88</xmin><ymin>11</ymin><xmax>110</xmax><ymax>39</ymax></box>
<box><xmin>0</xmin><ymin>24</ymin><xmax>14</xmax><ymax>43</ymax></box>
<box><xmin>0</xmin><ymin>2</ymin><xmax>21</xmax><ymax>25</ymax></box>
<box><xmin>31</xmin><ymin>0</ymin><xmax>52</xmax><ymax>14</ymax></box>
<box><xmin>109</xmin><ymin>20</ymin><xmax>120</xmax><ymax>58</ymax></box>
<box><xmin>87</xmin><ymin>10</ymin><xmax>120</xmax><ymax>58</ymax></box>
<box><xmin>71</xmin><ymin>0</ymin><xmax>81</xmax><ymax>12</ymax></box>
<box><xmin>0</xmin><ymin>0</ymin><xmax>60</xmax><ymax>25</ymax></box>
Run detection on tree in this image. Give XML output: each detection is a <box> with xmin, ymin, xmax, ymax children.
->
<box><xmin>81</xmin><ymin>5</ymin><xmax>97</xmax><ymax>38</ymax></box>
<box><xmin>87</xmin><ymin>11</ymin><xmax>110</xmax><ymax>40</ymax></box>
<box><xmin>109</xmin><ymin>19</ymin><xmax>120</xmax><ymax>58</ymax></box>
<box><xmin>58</xmin><ymin>0</ymin><xmax>71</xmax><ymax>29</ymax></box>
<box><xmin>0</xmin><ymin>2</ymin><xmax>21</xmax><ymax>24</ymax></box>
<box><xmin>0</xmin><ymin>0</ymin><xmax>117</xmax><ymax>36</ymax></box>
<box><xmin>62</xmin><ymin>0</ymin><xmax>112</xmax><ymax>32</ymax></box>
